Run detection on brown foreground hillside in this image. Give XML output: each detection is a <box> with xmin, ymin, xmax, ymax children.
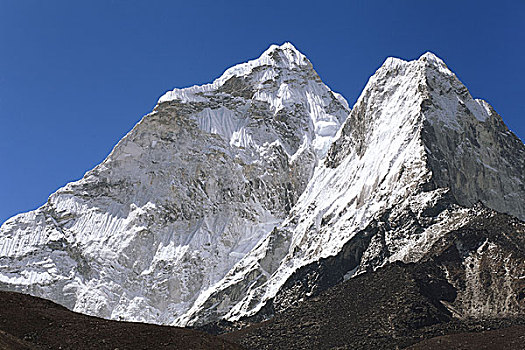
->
<box><xmin>0</xmin><ymin>291</ymin><xmax>242</xmax><ymax>350</ymax></box>
<box><xmin>407</xmin><ymin>326</ymin><xmax>525</xmax><ymax>350</ymax></box>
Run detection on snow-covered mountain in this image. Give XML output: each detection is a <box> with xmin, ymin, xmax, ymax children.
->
<box><xmin>178</xmin><ymin>51</ymin><xmax>525</xmax><ymax>326</ymax></box>
<box><xmin>1</xmin><ymin>43</ymin><xmax>524</xmax><ymax>328</ymax></box>
<box><xmin>0</xmin><ymin>43</ymin><xmax>349</xmax><ymax>324</ymax></box>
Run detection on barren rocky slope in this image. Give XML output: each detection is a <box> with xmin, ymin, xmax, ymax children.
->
<box><xmin>223</xmin><ymin>210</ymin><xmax>525</xmax><ymax>349</ymax></box>
<box><xmin>0</xmin><ymin>291</ymin><xmax>242</xmax><ymax>350</ymax></box>
<box><xmin>406</xmin><ymin>326</ymin><xmax>525</xmax><ymax>350</ymax></box>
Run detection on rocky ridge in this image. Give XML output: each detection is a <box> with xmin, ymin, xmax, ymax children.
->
<box><xmin>0</xmin><ymin>290</ymin><xmax>242</xmax><ymax>350</ymax></box>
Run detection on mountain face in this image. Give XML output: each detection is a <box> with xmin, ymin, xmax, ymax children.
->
<box><xmin>178</xmin><ymin>52</ymin><xmax>525</xmax><ymax>326</ymax></box>
<box><xmin>1</xmin><ymin>43</ymin><xmax>524</xmax><ymax>330</ymax></box>
<box><xmin>0</xmin><ymin>43</ymin><xmax>349</xmax><ymax>324</ymax></box>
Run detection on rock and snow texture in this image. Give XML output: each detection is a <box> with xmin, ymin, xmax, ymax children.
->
<box><xmin>1</xmin><ymin>45</ymin><xmax>524</xmax><ymax>328</ymax></box>
<box><xmin>178</xmin><ymin>52</ymin><xmax>525</xmax><ymax>325</ymax></box>
<box><xmin>0</xmin><ymin>43</ymin><xmax>349</xmax><ymax>325</ymax></box>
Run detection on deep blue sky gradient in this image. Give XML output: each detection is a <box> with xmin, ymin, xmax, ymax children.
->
<box><xmin>1</xmin><ymin>0</ymin><xmax>524</xmax><ymax>223</ymax></box>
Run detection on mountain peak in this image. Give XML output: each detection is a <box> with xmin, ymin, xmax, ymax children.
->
<box><xmin>3</xmin><ymin>47</ymin><xmax>524</xmax><ymax>333</ymax></box>
<box><xmin>418</xmin><ymin>51</ymin><xmax>453</xmax><ymax>76</ymax></box>
<box><xmin>261</xmin><ymin>42</ymin><xmax>308</xmax><ymax>66</ymax></box>
<box><xmin>0</xmin><ymin>40</ymin><xmax>351</xmax><ymax>327</ymax></box>
<box><xmin>158</xmin><ymin>42</ymin><xmax>313</xmax><ymax>104</ymax></box>
<box><xmin>190</xmin><ymin>53</ymin><xmax>525</xmax><ymax>326</ymax></box>
<box><xmin>418</xmin><ymin>51</ymin><xmax>442</xmax><ymax>63</ymax></box>
<box><xmin>378</xmin><ymin>51</ymin><xmax>452</xmax><ymax>77</ymax></box>
<box><xmin>215</xmin><ymin>42</ymin><xmax>310</xmax><ymax>84</ymax></box>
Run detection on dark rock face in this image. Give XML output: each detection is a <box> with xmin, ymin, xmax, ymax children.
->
<box><xmin>425</xmin><ymin>210</ymin><xmax>525</xmax><ymax>318</ymax></box>
<box><xmin>217</xmin><ymin>191</ymin><xmax>457</xmax><ymax>324</ymax></box>
<box><xmin>419</xmin><ymin>64</ymin><xmax>525</xmax><ymax>219</ymax></box>
<box><xmin>226</xmin><ymin>262</ymin><xmax>456</xmax><ymax>349</ymax></box>
<box><xmin>222</xmin><ymin>210</ymin><xmax>525</xmax><ymax>349</ymax></box>
<box><xmin>266</xmin><ymin>219</ymin><xmax>379</xmax><ymax>314</ymax></box>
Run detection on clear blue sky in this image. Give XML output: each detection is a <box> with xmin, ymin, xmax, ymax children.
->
<box><xmin>1</xmin><ymin>0</ymin><xmax>524</xmax><ymax>223</ymax></box>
